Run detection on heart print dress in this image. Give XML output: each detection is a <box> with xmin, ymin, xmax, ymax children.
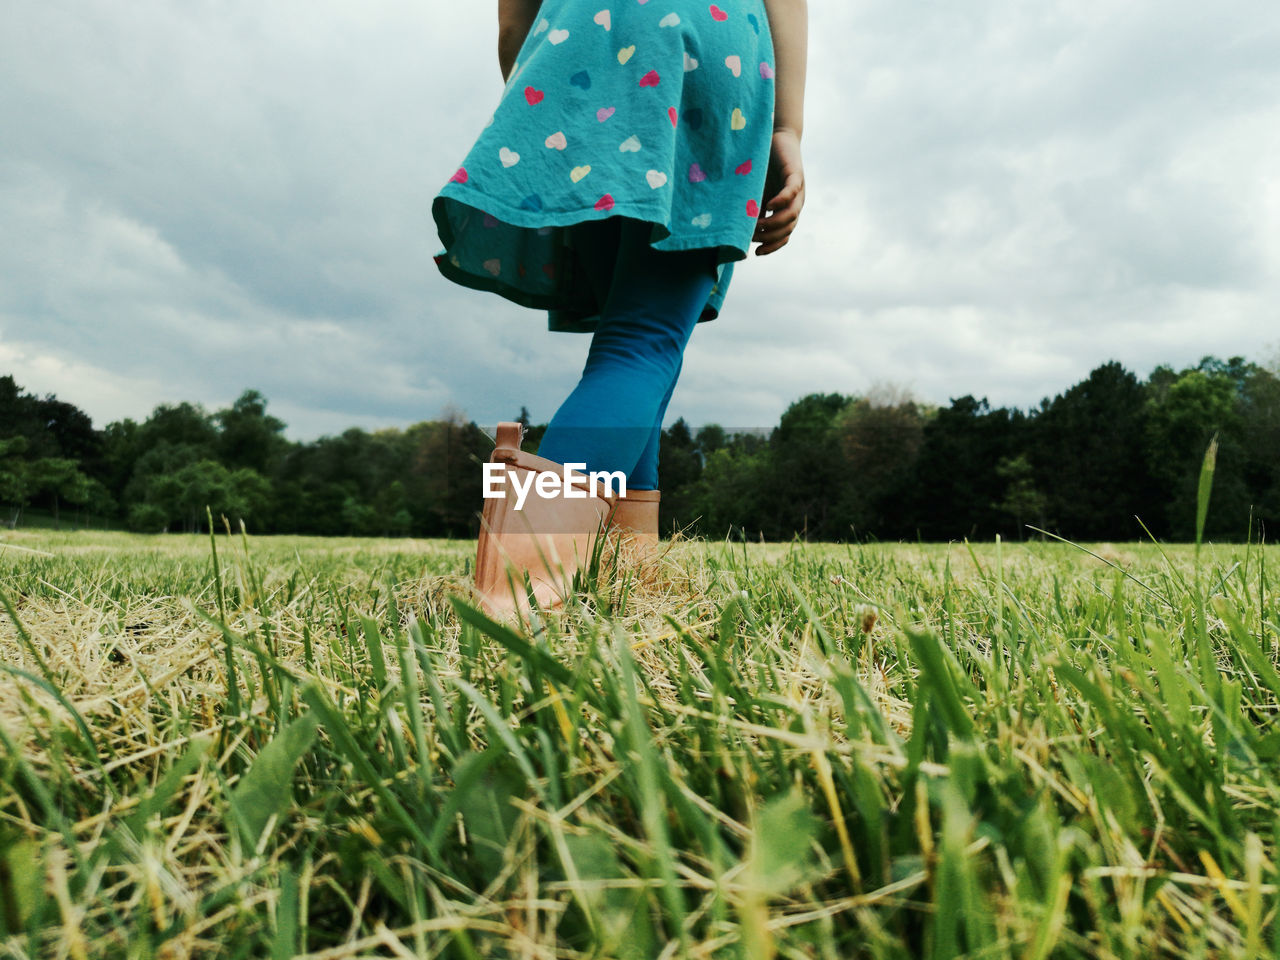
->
<box><xmin>432</xmin><ymin>1</ymin><xmax>776</xmax><ymax>332</ymax></box>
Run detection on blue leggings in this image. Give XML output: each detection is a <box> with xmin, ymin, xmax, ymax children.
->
<box><xmin>536</xmin><ymin>218</ymin><xmax>717</xmax><ymax>490</ymax></box>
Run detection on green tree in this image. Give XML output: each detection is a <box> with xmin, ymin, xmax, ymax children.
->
<box><xmin>695</xmin><ymin>424</ymin><xmax>727</xmax><ymax>457</ymax></box>
<box><xmin>215</xmin><ymin>389</ymin><xmax>289</xmax><ymax>474</ymax></box>
<box><xmin>166</xmin><ymin>460</ymin><xmax>271</xmax><ymax>533</ymax></box>
<box><xmin>658</xmin><ymin>418</ymin><xmax>704</xmax><ymax>535</ymax></box>
<box><xmin>685</xmin><ymin>444</ymin><xmax>771</xmax><ymax>539</ymax></box>
<box><xmin>77</xmin><ymin>478</ymin><xmax>118</xmax><ymax>529</ymax></box>
<box><xmin>1029</xmin><ymin>362</ymin><xmax>1155</xmax><ymax>540</ymax></box>
<box><xmin>0</xmin><ymin>376</ymin><xmax>100</xmax><ymax>464</ymax></box>
<box><xmin>124</xmin><ymin>442</ymin><xmax>206</xmax><ymax>521</ymax></box>
<box><xmin>127</xmin><ymin>503</ymin><xmax>169</xmax><ymax>533</ymax></box>
<box><xmin>1239</xmin><ymin>360</ymin><xmax>1280</xmax><ymax>534</ymax></box>
<box><xmin>225</xmin><ymin>467</ymin><xmax>273</xmax><ymax>531</ymax></box>
<box><xmin>173</xmin><ymin>460</ymin><xmax>233</xmax><ymax>532</ymax></box>
<box><xmin>341</xmin><ymin>497</ymin><xmax>381</xmax><ymax>536</ymax></box>
<box><xmin>374</xmin><ymin>480</ymin><xmax>413</xmax><ymax>536</ymax></box>
<box><xmin>136</xmin><ymin>401</ymin><xmax>218</xmax><ymax>453</ymax></box>
<box><xmin>25</xmin><ymin>457</ymin><xmax>93</xmax><ymax>529</ymax></box>
<box><xmin>908</xmin><ymin>396</ymin><xmax>1027</xmax><ymax>541</ymax></box>
<box><xmin>763</xmin><ymin>393</ymin><xmax>854</xmax><ymax>540</ymax></box>
<box><xmin>995</xmin><ymin>454</ymin><xmax>1046</xmax><ymax>539</ymax></box>
<box><xmin>1145</xmin><ymin>362</ymin><xmax>1246</xmax><ymax>539</ymax></box>
<box><xmin>0</xmin><ymin>436</ymin><xmax>31</xmax><ymax>528</ymax></box>
<box><xmin>100</xmin><ymin>418</ymin><xmax>143</xmax><ymax>515</ymax></box>
<box><xmin>407</xmin><ymin>412</ymin><xmax>489</xmax><ymax>536</ymax></box>
<box><xmin>833</xmin><ymin>391</ymin><xmax>926</xmax><ymax>536</ymax></box>
<box><xmin>0</xmin><ymin>439</ymin><xmax>96</xmax><ymax>529</ymax></box>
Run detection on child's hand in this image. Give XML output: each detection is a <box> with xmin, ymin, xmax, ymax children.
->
<box><xmin>754</xmin><ymin>129</ymin><xmax>805</xmax><ymax>256</ymax></box>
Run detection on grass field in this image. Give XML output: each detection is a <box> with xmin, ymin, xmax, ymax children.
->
<box><xmin>2</xmin><ymin>519</ymin><xmax>1279</xmax><ymax>958</ymax></box>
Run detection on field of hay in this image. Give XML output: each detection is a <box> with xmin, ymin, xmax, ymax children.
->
<box><xmin>2</xmin><ymin>528</ymin><xmax>1278</xmax><ymax>958</ymax></box>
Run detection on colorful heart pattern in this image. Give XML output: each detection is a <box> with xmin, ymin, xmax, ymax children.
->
<box><xmin>442</xmin><ymin>0</ymin><xmax>773</xmax><ymax>288</ymax></box>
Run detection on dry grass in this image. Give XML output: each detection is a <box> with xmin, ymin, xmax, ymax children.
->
<box><xmin>1</xmin><ymin>529</ymin><xmax>1278</xmax><ymax>958</ymax></box>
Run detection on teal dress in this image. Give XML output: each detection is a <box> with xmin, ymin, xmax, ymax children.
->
<box><xmin>432</xmin><ymin>1</ymin><xmax>776</xmax><ymax>332</ymax></box>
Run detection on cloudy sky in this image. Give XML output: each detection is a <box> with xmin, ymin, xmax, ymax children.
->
<box><xmin>2</xmin><ymin>0</ymin><xmax>1277</xmax><ymax>439</ymax></box>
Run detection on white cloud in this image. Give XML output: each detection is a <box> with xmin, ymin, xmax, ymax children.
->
<box><xmin>0</xmin><ymin>338</ymin><xmax>168</xmax><ymax>424</ymax></box>
<box><xmin>0</xmin><ymin>0</ymin><xmax>1277</xmax><ymax>440</ymax></box>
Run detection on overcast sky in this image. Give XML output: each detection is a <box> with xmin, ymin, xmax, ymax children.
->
<box><xmin>2</xmin><ymin>0</ymin><xmax>1277</xmax><ymax>439</ymax></box>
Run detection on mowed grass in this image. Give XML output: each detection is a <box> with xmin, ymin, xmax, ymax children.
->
<box><xmin>1</xmin><ymin>522</ymin><xmax>1278</xmax><ymax>958</ymax></box>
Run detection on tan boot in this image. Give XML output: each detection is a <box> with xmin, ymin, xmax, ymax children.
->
<box><xmin>609</xmin><ymin>488</ymin><xmax>660</xmax><ymax>543</ymax></box>
<box><xmin>607</xmin><ymin>488</ymin><xmax>663</xmax><ymax>569</ymax></box>
<box><xmin>474</xmin><ymin>422</ymin><xmax>620</xmax><ymax>618</ymax></box>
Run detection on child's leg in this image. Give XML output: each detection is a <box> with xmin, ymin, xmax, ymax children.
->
<box><xmin>628</xmin><ymin>360</ymin><xmax>680</xmax><ymax>490</ymax></box>
<box><xmin>537</xmin><ymin>218</ymin><xmax>716</xmax><ymax>488</ymax></box>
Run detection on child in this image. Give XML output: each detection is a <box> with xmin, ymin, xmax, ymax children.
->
<box><xmin>433</xmin><ymin>0</ymin><xmax>807</xmax><ymax>614</ymax></box>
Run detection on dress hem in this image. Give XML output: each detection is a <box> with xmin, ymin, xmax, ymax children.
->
<box><xmin>434</xmin><ymin>185</ymin><xmax>752</xmax><ymax>263</ymax></box>
<box><xmin>433</xmin><ymin>250</ymin><xmax>727</xmax><ymax>332</ymax></box>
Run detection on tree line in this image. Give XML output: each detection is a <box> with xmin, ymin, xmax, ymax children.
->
<box><xmin>2</xmin><ymin>354</ymin><xmax>1278</xmax><ymax>542</ymax></box>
